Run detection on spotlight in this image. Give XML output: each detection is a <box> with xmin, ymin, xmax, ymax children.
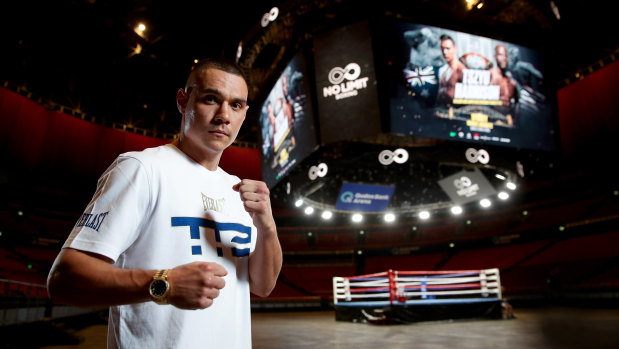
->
<box><xmin>506</xmin><ymin>182</ymin><xmax>517</xmax><ymax>190</ymax></box>
<box><xmin>419</xmin><ymin>211</ymin><xmax>430</xmax><ymax>220</ymax></box>
<box><xmin>352</xmin><ymin>213</ymin><xmax>363</xmax><ymax>223</ymax></box>
<box><xmin>384</xmin><ymin>213</ymin><xmax>396</xmax><ymax>222</ymax></box>
<box><xmin>480</xmin><ymin>198</ymin><xmax>492</xmax><ymax>208</ymax></box>
<box><xmin>495</xmin><ymin>173</ymin><xmax>506</xmax><ymax>180</ymax></box>
<box><xmin>304</xmin><ymin>206</ymin><xmax>314</xmax><ymax>215</ymax></box>
<box><xmin>294</xmin><ymin>199</ymin><xmax>304</xmax><ymax>207</ymax></box>
<box><xmin>498</xmin><ymin>192</ymin><xmax>509</xmax><ymax>200</ymax></box>
<box><xmin>450</xmin><ymin>206</ymin><xmax>463</xmax><ymax>215</ymax></box>
<box><xmin>321</xmin><ymin>211</ymin><xmax>333</xmax><ymax>220</ymax></box>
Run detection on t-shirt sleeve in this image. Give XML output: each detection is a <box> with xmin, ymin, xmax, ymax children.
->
<box><xmin>63</xmin><ymin>156</ymin><xmax>152</xmax><ymax>263</ymax></box>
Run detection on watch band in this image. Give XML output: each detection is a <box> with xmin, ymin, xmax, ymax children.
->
<box><xmin>150</xmin><ymin>269</ymin><xmax>170</xmax><ymax>304</ymax></box>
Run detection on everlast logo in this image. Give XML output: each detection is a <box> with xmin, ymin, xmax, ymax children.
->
<box><xmin>75</xmin><ymin>211</ymin><xmax>109</xmax><ymax>232</ymax></box>
<box><xmin>323</xmin><ymin>63</ymin><xmax>369</xmax><ymax>100</ymax></box>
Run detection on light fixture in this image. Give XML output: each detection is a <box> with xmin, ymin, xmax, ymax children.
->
<box><xmin>498</xmin><ymin>192</ymin><xmax>509</xmax><ymax>200</ymax></box>
<box><xmin>450</xmin><ymin>206</ymin><xmax>463</xmax><ymax>215</ymax></box>
<box><xmin>384</xmin><ymin>213</ymin><xmax>396</xmax><ymax>222</ymax></box>
<box><xmin>419</xmin><ymin>211</ymin><xmax>430</xmax><ymax>220</ymax></box>
<box><xmin>294</xmin><ymin>199</ymin><xmax>304</xmax><ymax>207</ymax></box>
<box><xmin>304</xmin><ymin>206</ymin><xmax>314</xmax><ymax>215</ymax></box>
<box><xmin>321</xmin><ymin>211</ymin><xmax>333</xmax><ymax>220</ymax></box>
<box><xmin>506</xmin><ymin>182</ymin><xmax>517</xmax><ymax>190</ymax></box>
<box><xmin>480</xmin><ymin>198</ymin><xmax>492</xmax><ymax>208</ymax></box>
<box><xmin>134</xmin><ymin>23</ymin><xmax>147</xmax><ymax>39</ymax></box>
<box><xmin>352</xmin><ymin>213</ymin><xmax>363</xmax><ymax>223</ymax></box>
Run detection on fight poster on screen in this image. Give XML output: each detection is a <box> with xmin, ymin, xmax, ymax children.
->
<box><xmin>258</xmin><ymin>51</ymin><xmax>318</xmax><ymax>189</ymax></box>
<box><xmin>388</xmin><ymin>20</ymin><xmax>555</xmax><ymax>152</ymax></box>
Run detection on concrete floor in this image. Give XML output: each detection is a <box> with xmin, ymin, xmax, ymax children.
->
<box><xmin>32</xmin><ymin>306</ymin><xmax>619</xmax><ymax>349</ymax></box>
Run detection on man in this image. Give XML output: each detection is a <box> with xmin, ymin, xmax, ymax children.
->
<box><xmin>47</xmin><ymin>58</ymin><xmax>283</xmax><ymax>348</ymax></box>
<box><xmin>490</xmin><ymin>44</ymin><xmax>519</xmax><ymax>115</ymax></box>
<box><xmin>435</xmin><ymin>34</ymin><xmax>465</xmax><ymax>106</ymax></box>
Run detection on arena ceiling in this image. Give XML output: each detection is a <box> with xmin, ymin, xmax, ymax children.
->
<box><xmin>2</xmin><ymin>0</ymin><xmax>617</xmax><ymax>143</ymax></box>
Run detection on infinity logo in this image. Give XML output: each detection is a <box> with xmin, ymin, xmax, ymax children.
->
<box><xmin>328</xmin><ymin>63</ymin><xmax>361</xmax><ymax>85</ymax></box>
<box><xmin>453</xmin><ymin>176</ymin><xmax>472</xmax><ymax>190</ymax></box>
<box><xmin>260</xmin><ymin>7</ymin><xmax>279</xmax><ymax>27</ymax></box>
<box><xmin>378</xmin><ymin>148</ymin><xmax>409</xmax><ymax>165</ymax></box>
<box><xmin>465</xmin><ymin>148</ymin><xmax>490</xmax><ymax>164</ymax></box>
<box><xmin>308</xmin><ymin>163</ymin><xmax>328</xmax><ymax>180</ymax></box>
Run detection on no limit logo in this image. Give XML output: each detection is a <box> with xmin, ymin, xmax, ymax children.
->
<box><xmin>323</xmin><ymin>63</ymin><xmax>369</xmax><ymax>100</ymax></box>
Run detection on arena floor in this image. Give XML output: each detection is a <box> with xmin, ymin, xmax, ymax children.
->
<box><xmin>30</xmin><ymin>306</ymin><xmax>619</xmax><ymax>348</ymax></box>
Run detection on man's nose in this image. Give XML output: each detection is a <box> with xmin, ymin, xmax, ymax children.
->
<box><xmin>214</xmin><ymin>102</ymin><xmax>231</xmax><ymax>124</ymax></box>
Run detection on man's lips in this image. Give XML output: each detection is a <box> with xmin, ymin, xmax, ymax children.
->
<box><xmin>209</xmin><ymin>128</ymin><xmax>228</xmax><ymax>136</ymax></box>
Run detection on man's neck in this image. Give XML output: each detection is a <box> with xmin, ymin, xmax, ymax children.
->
<box><xmin>172</xmin><ymin>139</ymin><xmax>221</xmax><ymax>171</ymax></box>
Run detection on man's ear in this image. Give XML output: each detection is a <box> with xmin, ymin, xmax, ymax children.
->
<box><xmin>176</xmin><ymin>88</ymin><xmax>188</xmax><ymax>114</ymax></box>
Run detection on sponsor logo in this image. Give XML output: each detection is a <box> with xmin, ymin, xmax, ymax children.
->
<box><xmin>75</xmin><ymin>211</ymin><xmax>109</xmax><ymax>232</ymax></box>
<box><xmin>172</xmin><ymin>217</ymin><xmax>251</xmax><ymax>258</ymax></box>
<box><xmin>465</xmin><ymin>148</ymin><xmax>490</xmax><ymax>164</ymax></box>
<box><xmin>340</xmin><ymin>191</ymin><xmax>354</xmax><ymax>203</ymax></box>
<box><xmin>323</xmin><ymin>62</ymin><xmax>369</xmax><ymax>100</ymax></box>
<box><xmin>453</xmin><ymin>176</ymin><xmax>480</xmax><ymax>197</ymax></box>
<box><xmin>308</xmin><ymin>163</ymin><xmax>328</xmax><ymax>180</ymax></box>
<box><xmin>378</xmin><ymin>149</ymin><xmax>409</xmax><ymax>165</ymax></box>
<box><xmin>201</xmin><ymin>193</ymin><xmax>225</xmax><ymax>213</ymax></box>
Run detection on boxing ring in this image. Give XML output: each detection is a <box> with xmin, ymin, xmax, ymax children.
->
<box><xmin>333</xmin><ymin>269</ymin><xmax>504</xmax><ymax>324</ymax></box>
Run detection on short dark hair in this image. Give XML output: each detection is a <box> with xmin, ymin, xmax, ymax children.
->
<box><xmin>185</xmin><ymin>58</ymin><xmax>248</xmax><ymax>92</ymax></box>
<box><xmin>439</xmin><ymin>34</ymin><xmax>455</xmax><ymax>45</ymax></box>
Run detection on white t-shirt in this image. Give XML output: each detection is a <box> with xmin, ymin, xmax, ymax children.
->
<box><xmin>63</xmin><ymin>144</ymin><xmax>257</xmax><ymax>349</ymax></box>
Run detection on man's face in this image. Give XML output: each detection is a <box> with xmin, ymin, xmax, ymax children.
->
<box><xmin>282</xmin><ymin>75</ymin><xmax>288</xmax><ymax>96</ymax></box>
<box><xmin>440</xmin><ymin>39</ymin><xmax>457</xmax><ymax>63</ymax></box>
<box><xmin>178</xmin><ymin>68</ymin><xmax>249</xmax><ymax>155</ymax></box>
<box><xmin>495</xmin><ymin>45</ymin><xmax>508</xmax><ymax>70</ymax></box>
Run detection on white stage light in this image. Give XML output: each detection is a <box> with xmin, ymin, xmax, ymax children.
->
<box><xmin>419</xmin><ymin>211</ymin><xmax>430</xmax><ymax>220</ymax></box>
<box><xmin>321</xmin><ymin>211</ymin><xmax>333</xmax><ymax>220</ymax></box>
<box><xmin>480</xmin><ymin>198</ymin><xmax>492</xmax><ymax>208</ymax></box>
<box><xmin>352</xmin><ymin>213</ymin><xmax>363</xmax><ymax>223</ymax></box>
<box><xmin>506</xmin><ymin>182</ymin><xmax>517</xmax><ymax>190</ymax></box>
<box><xmin>498</xmin><ymin>192</ymin><xmax>509</xmax><ymax>200</ymax></box>
<box><xmin>304</xmin><ymin>206</ymin><xmax>314</xmax><ymax>215</ymax></box>
<box><xmin>384</xmin><ymin>213</ymin><xmax>395</xmax><ymax>222</ymax></box>
<box><xmin>450</xmin><ymin>206</ymin><xmax>463</xmax><ymax>215</ymax></box>
<box><xmin>294</xmin><ymin>199</ymin><xmax>304</xmax><ymax>207</ymax></box>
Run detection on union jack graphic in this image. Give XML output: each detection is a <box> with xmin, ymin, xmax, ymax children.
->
<box><xmin>404</xmin><ymin>66</ymin><xmax>437</xmax><ymax>87</ymax></box>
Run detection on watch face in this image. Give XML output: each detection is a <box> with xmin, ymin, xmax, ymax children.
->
<box><xmin>150</xmin><ymin>279</ymin><xmax>169</xmax><ymax>297</ymax></box>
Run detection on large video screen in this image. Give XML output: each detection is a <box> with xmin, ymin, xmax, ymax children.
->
<box><xmin>259</xmin><ymin>50</ymin><xmax>318</xmax><ymax>188</ymax></box>
<box><xmin>387</xmin><ymin>20</ymin><xmax>556</xmax><ymax>152</ymax></box>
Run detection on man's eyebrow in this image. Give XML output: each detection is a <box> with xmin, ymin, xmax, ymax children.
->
<box><xmin>198</xmin><ymin>88</ymin><xmax>247</xmax><ymax>105</ymax></box>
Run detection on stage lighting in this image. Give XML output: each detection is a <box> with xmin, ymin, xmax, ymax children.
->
<box><xmin>480</xmin><ymin>198</ymin><xmax>492</xmax><ymax>208</ymax></box>
<box><xmin>304</xmin><ymin>206</ymin><xmax>314</xmax><ymax>215</ymax></box>
<box><xmin>498</xmin><ymin>192</ymin><xmax>509</xmax><ymax>200</ymax></box>
<box><xmin>450</xmin><ymin>206</ymin><xmax>463</xmax><ymax>215</ymax></box>
<box><xmin>294</xmin><ymin>199</ymin><xmax>304</xmax><ymax>207</ymax></box>
<box><xmin>321</xmin><ymin>210</ymin><xmax>333</xmax><ymax>220</ymax></box>
<box><xmin>495</xmin><ymin>173</ymin><xmax>506</xmax><ymax>180</ymax></box>
<box><xmin>506</xmin><ymin>182</ymin><xmax>517</xmax><ymax>190</ymax></box>
<box><xmin>419</xmin><ymin>211</ymin><xmax>430</xmax><ymax>219</ymax></box>
<box><xmin>352</xmin><ymin>213</ymin><xmax>363</xmax><ymax>222</ymax></box>
<box><xmin>384</xmin><ymin>213</ymin><xmax>395</xmax><ymax>222</ymax></box>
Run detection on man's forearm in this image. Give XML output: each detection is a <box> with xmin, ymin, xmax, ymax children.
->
<box><xmin>249</xmin><ymin>226</ymin><xmax>282</xmax><ymax>297</ymax></box>
<box><xmin>47</xmin><ymin>248</ymin><xmax>153</xmax><ymax>307</ymax></box>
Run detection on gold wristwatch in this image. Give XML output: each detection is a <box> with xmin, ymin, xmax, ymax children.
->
<box><xmin>149</xmin><ymin>269</ymin><xmax>170</xmax><ymax>304</ymax></box>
